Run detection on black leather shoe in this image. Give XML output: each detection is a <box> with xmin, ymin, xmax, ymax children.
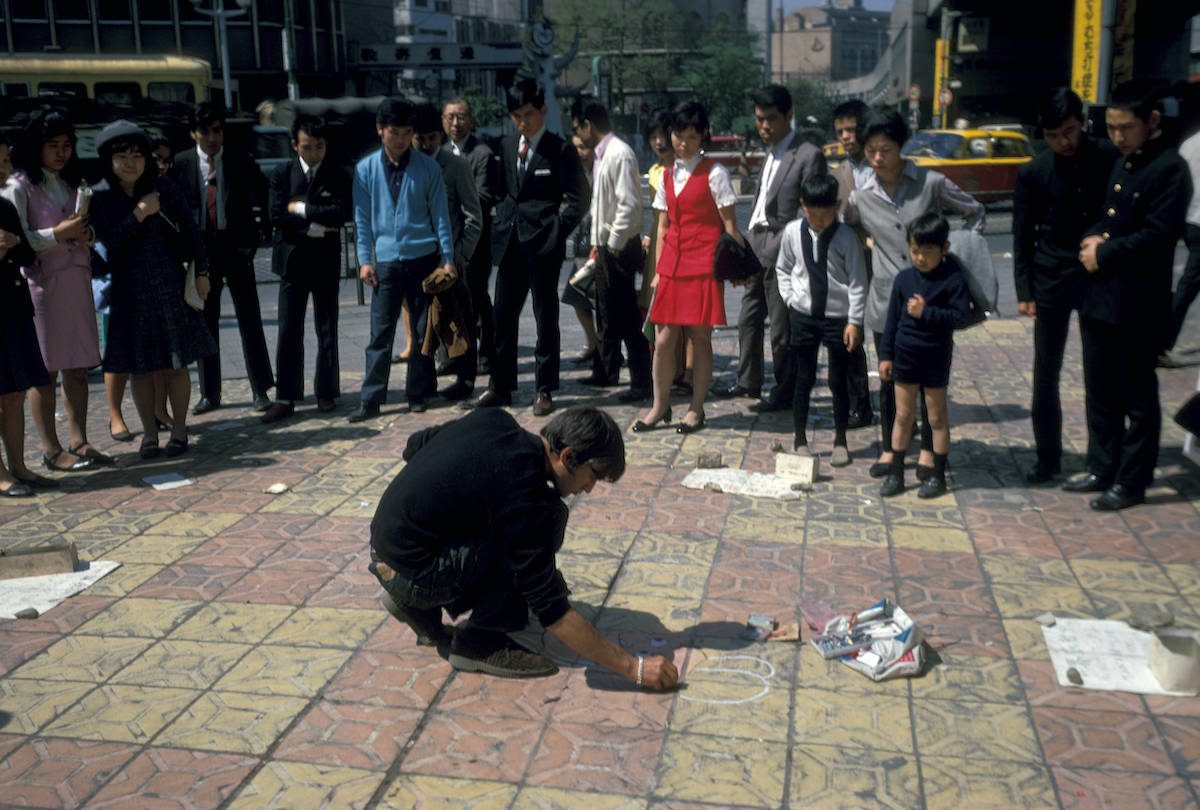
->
<box><xmin>192</xmin><ymin>397</ymin><xmax>220</xmax><ymax>415</ymax></box>
<box><xmin>916</xmin><ymin>464</ymin><xmax>934</xmax><ymax>482</ymax></box>
<box><xmin>408</xmin><ymin>400</ymin><xmax>427</xmax><ymax>414</ymax></box>
<box><xmin>473</xmin><ymin>390</ymin><xmax>511</xmax><ymax>409</ymax></box>
<box><xmin>1062</xmin><ymin>473</ymin><xmax>1109</xmax><ymax>493</ymax></box>
<box><xmin>846</xmin><ymin>410</ymin><xmax>875</xmax><ymax>430</ymax></box>
<box><xmin>1</xmin><ymin>482</ymin><xmax>33</xmax><ymax>498</ymax></box>
<box><xmin>252</xmin><ymin>393</ymin><xmax>272</xmax><ymax>412</ymax></box>
<box><xmin>260</xmin><ymin>402</ymin><xmax>295</xmax><ymax>424</ymax></box>
<box><xmin>1025</xmin><ymin>464</ymin><xmax>1058</xmax><ymax>484</ymax></box>
<box><xmin>868</xmin><ymin>461</ymin><xmax>892</xmax><ymax>479</ymax></box>
<box><xmin>1090</xmin><ymin>484</ymin><xmax>1145</xmax><ymax>511</ymax></box>
<box><xmin>880</xmin><ymin>473</ymin><xmax>906</xmax><ymax>497</ymax></box>
<box><xmin>532</xmin><ymin>391</ymin><xmax>554</xmax><ymax>417</ymax></box>
<box><xmin>918</xmin><ymin>476</ymin><xmax>948</xmax><ymax>499</ymax></box>
<box><xmin>438</xmin><ymin>381</ymin><xmax>473</xmax><ymax>401</ymax></box>
<box><xmin>749</xmin><ymin>396</ymin><xmax>789</xmax><ymax>413</ymax></box>
<box><xmin>348</xmin><ymin>402</ymin><xmax>381</xmax><ymax>423</ymax></box>
<box><xmin>579</xmin><ymin>373</ymin><xmax>619</xmax><ymax>387</ymax></box>
<box><xmin>676</xmin><ymin>415</ymin><xmax>706</xmax><ymax>434</ymax></box>
<box><xmin>713</xmin><ymin>383</ymin><xmax>760</xmax><ymax>399</ymax></box>
<box><xmin>617</xmin><ymin>387</ymin><xmax>651</xmax><ymax>403</ymax></box>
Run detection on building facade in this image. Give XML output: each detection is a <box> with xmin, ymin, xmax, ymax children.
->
<box><xmin>770</xmin><ymin>0</ymin><xmax>891</xmax><ymax>86</ymax></box>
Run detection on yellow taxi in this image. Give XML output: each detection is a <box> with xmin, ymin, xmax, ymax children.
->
<box><xmin>900</xmin><ymin>128</ymin><xmax>1033</xmax><ymax>203</ymax></box>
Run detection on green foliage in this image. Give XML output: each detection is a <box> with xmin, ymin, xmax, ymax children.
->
<box><xmin>787</xmin><ymin>76</ymin><xmax>836</xmax><ymax>137</ymax></box>
<box><xmin>457</xmin><ymin>88</ymin><xmax>506</xmax><ymax>129</ymax></box>
<box><xmin>681</xmin><ymin>24</ymin><xmax>765</xmax><ymax>133</ymax></box>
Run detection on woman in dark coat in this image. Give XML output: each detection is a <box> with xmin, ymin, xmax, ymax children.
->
<box><xmin>90</xmin><ymin>121</ymin><xmax>215</xmax><ymax>460</ymax></box>
<box><xmin>0</xmin><ymin>133</ymin><xmax>55</xmax><ymax>496</ymax></box>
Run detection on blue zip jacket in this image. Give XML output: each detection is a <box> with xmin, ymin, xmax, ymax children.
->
<box><xmin>354</xmin><ymin>148</ymin><xmax>454</xmax><ymax>267</ymax></box>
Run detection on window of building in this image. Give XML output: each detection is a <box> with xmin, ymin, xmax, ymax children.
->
<box><xmin>11</xmin><ymin>0</ymin><xmax>49</xmax><ymax>20</ymax></box>
<box><xmin>148</xmin><ymin>81</ymin><xmax>195</xmax><ymax>103</ymax></box>
<box><xmin>97</xmin><ymin>0</ymin><xmax>131</xmax><ymax>20</ymax></box>
<box><xmin>1</xmin><ymin>82</ymin><xmax>32</xmax><ymax>98</ymax></box>
<box><xmin>54</xmin><ymin>0</ymin><xmax>89</xmax><ymax>21</ymax></box>
<box><xmin>95</xmin><ymin>81</ymin><xmax>141</xmax><ymax>105</ymax></box>
<box><xmin>38</xmin><ymin>81</ymin><xmax>87</xmax><ymax>97</ymax></box>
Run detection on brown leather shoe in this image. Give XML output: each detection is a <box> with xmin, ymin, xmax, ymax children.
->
<box><xmin>532</xmin><ymin>391</ymin><xmax>554</xmax><ymax>416</ymax></box>
<box><xmin>474</xmin><ymin>389</ymin><xmax>511</xmax><ymax>409</ymax></box>
<box><xmin>260</xmin><ymin>401</ymin><xmax>295</xmax><ymax>423</ymax></box>
<box><xmin>316</xmin><ymin>398</ymin><xmax>336</xmax><ymax>413</ymax></box>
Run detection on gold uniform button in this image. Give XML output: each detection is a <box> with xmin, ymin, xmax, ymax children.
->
<box><xmin>1107</xmin><ymin>207</ymin><xmax>1116</xmax><ymax>216</ymax></box>
<box><xmin>1114</xmin><ymin>183</ymin><xmax>1122</xmax><ymax>192</ymax></box>
<box><xmin>1133</xmin><ymin>192</ymin><xmax>1140</xmax><ymax>199</ymax></box>
<box><xmin>1102</xmin><ymin>232</ymin><xmax>1110</xmax><ymax>239</ymax></box>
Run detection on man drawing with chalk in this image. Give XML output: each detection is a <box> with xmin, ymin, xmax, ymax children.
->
<box><xmin>367</xmin><ymin>405</ymin><xmax>679</xmax><ymax>689</ymax></box>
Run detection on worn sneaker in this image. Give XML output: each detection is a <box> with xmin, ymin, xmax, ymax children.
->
<box><xmin>380</xmin><ymin>591</ymin><xmax>451</xmax><ymax>646</ymax></box>
<box><xmin>449</xmin><ymin>627</ymin><xmax>558</xmax><ymax>678</ymax></box>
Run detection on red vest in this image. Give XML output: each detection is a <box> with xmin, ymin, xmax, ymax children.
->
<box><xmin>658</xmin><ymin>159</ymin><xmax>722</xmax><ymax>279</ymax></box>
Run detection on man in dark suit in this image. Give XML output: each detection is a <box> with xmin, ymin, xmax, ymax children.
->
<box><xmin>260</xmin><ymin>114</ymin><xmax>351</xmax><ymax>423</ymax></box>
<box><xmin>1013</xmin><ymin>88</ymin><xmax>1115</xmax><ymax>483</ymax></box>
<box><xmin>173</xmin><ymin>102</ymin><xmax>274</xmax><ymax>414</ymax></box>
<box><xmin>414</xmin><ymin>102</ymin><xmax>482</xmax><ymax>401</ymax></box>
<box><xmin>1073</xmin><ymin>82</ymin><xmax>1192</xmax><ymax>510</ymax></box>
<box><xmin>474</xmin><ymin>79</ymin><xmax>587</xmax><ymax>416</ymax></box>
<box><xmin>442</xmin><ymin>97</ymin><xmax>499</xmax><ymax>375</ymax></box>
<box><xmin>720</xmin><ymin>85</ymin><xmax>826</xmax><ymax>410</ymax></box>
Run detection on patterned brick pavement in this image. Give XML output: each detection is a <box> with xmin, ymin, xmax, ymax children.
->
<box><xmin>1</xmin><ymin>311</ymin><xmax>1199</xmax><ymax>808</ymax></box>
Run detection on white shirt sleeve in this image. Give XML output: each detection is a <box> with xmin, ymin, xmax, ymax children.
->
<box><xmin>0</xmin><ymin>180</ymin><xmax>57</xmax><ymax>252</ymax></box>
<box><xmin>708</xmin><ymin>162</ymin><xmax>737</xmax><ymax>209</ymax></box>
<box><xmin>652</xmin><ymin>175</ymin><xmax>668</xmax><ymax>212</ymax></box>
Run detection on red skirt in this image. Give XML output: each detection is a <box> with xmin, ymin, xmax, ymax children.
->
<box><xmin>650</xmin><ymin>274</ymin><xmax>726</xmax><ymax>327</ymax></box>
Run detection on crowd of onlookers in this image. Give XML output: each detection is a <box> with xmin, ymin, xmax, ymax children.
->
<box><xmin>0</xmin><ymin>76</ymin><xmax>1196</xmax><ymax>510</ymax></box>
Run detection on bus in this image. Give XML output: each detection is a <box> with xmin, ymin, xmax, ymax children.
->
<box><xmin>0</xmin><ymin>54</ymin><xmax>211</xmax><ymax>106</ymax></box>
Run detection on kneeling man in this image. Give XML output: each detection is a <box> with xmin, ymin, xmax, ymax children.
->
<box><xmin>368</xmin><ymin>406</ymin><xmax>678</xmax><ymax>689</ymax></box>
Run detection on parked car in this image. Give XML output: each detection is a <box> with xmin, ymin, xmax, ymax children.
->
<box><xmin>901</xmin><ymin>128</ymin><xmax>1033</xmax><ymax>203</ymax></box>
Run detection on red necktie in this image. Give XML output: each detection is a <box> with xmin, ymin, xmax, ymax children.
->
<box><xmin>518</xmin><ymin>138</ymin><xmax>529</xmax><ymax>176</ymax></box>
<box><xmin>206</xmin><ymin>161</ymin><xmax>218</xmax><ymax>231</ymax></box>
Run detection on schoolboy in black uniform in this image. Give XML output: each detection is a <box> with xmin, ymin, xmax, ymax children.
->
<box><xmin>1073</xmin><ymin>82</ymin><xmax>1192</xmax><ymax>511</ymax></box>
<box><xmin>878</xmin><ymin>213</ymin><xmax>972</xmax><ymax>499</ymax></box>
<box><xmin>1013</xmin><ymin>88</ymin><xmax>1116</xmax><ymax>484</ymax></box>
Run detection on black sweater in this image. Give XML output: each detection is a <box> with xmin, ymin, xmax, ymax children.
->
<box><xmin>370</xmin><ymin>408</ymin><xmax>570</xmax><ymax>627</ymax></box>
<box><xmin>879</xmin><ymin>255</ymin><xmax>972</xmax><ymax>363</ymax></box>
<box><xmin>0</xmin><ymin>195</ymin><xmax>36</xmax><ymax>323</ymax></box>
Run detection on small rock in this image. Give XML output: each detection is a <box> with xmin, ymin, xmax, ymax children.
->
<box><xmin>770</xmin><ymin>439</ymin><xmax>784</xmax><ymax>453</ymax></box>
<box><xmin>264</xmin><ymin>482</ymin><xmax>290</xmax><ymax>494</ymax></box>
<box><xmin>1034</xmin><ymin>612</ymin><xmax>1057</xmax><ymax>628</ymax></box>
<box><xmin>1066</xmin><ymin>667</ymin><xmax>1083</xmax><ymax>685</ymax></box>
<box><xmin>702</xmin><ymin>482</ymin><xmax>725</xmax><ymax>493</ymax></box>
<box><xmin>695</xmin><ymin>451</ymin><xmax>723</xmax><ymax>469</ymax></box>
<box><xmin>1128</xmin><ymin>606</ymin><xmax>1174</xmax><ymax>631</ymax></box>
<box><xmin>14</xmin><ymin>608</ymin><xmax>39</xmax><ymax>620</ymax></box>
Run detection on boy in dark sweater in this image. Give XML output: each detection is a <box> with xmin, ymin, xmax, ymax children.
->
<box><xmin>878</xmin><ymin>213</ymin><xmax>972</xmax><ymax>498</ymax></box>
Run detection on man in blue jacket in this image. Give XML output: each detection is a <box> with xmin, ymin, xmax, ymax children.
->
<box><xmin>349</xmin><ymin>97</ymin><xmax>456</xmax><ymax>421</ymax></box>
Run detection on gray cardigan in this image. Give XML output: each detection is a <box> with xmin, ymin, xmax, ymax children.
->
<box><xmin>845</xmin><ymin>161</ymin><xmax>985</xmax><ymax>333</ymax></box>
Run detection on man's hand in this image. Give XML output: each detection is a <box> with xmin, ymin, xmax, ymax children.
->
<box><xmin>195</xmin><ymin>274</ymin><xmax>211</xmax><ymax>300</ymax></box>
<box><xmin>359</xmin><ymin>264</ymin><xmax>377</xmax><ymax>287</ymax></box>
<box><xmin>879</xmin><ymin>360</ymin><xmax>893</xmax><ymax>381</ymax></box>
<box><xmin>1079</xmin><ymin>235</ymin><xmax>1103</xmax><ymax>273</ymax></box>
<box><xmin>639</xmin><ymin>654</ymin><xmax>679</xmax><ymax>690</ymax></box>
<box><xmin>440</xmin><ymin>262</ymin><xmax>457</xmax><ymax>284</ymax></box>
<box><xmin>287</xmin><ymin>200</ymin><xmax>304</xmax><ymax>215</ymax></box>
<box><xmin>1017</xmin><ymin>300</ymin><xmax>1036</xmax><ymax>318</ymax></box>
<box><xmin>906</xmin><ymin>293</ymin><xmax>925</xmax><ymax>319</ymax></box>
<box><xmin>843</xmin><ymin>323</ymin><xmax>861</xmax><ymax>352</ymax></box>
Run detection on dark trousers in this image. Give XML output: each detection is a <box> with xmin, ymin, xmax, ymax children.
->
<box><xmin>1080</xmin><ymin>316</ymin><xmax>1161</xmax><ymax>493</ymax></box>
<box><xmin>1168</xmin><ymin>223</ymin><xmax>1200</xmax><ymax>350</ymax></box>
<box><xmin>465</xmin><ymin>225</ymin><xmax>495</xmax><ymax>365</ymax></box>
<box><xmin>360</xmin><ymin>253</ymin><xmax>439</xmax><ymax>405</ymax></box>
<box><xmin>593</xmin><ymin>239</ymin><xmax>651</xmax><ymax>389</ymax></box>
<box><xmin>197</xmin><ymin>237</ymin><xmax>274</xmax><ymax>402</ymax></box>
<box><xmin>873</xmin><ymin>331</ymin><xmax>931</xmax><ymax>454</ymax></box>
<box><xmin>369</xmin><ymin>546</ymin><xmax>527</xmax><ymax>633</ymax></box>
<box><xmin>275</xmin><ymin>264</ymin><xmax>340</xmax><ymax>403</ymax></box>
<box><xmin>845</xmin><ymin>343</ymin><xmax>873</xmax><ymax>417</ymax></box>
<box><xmin>1030</xmin><ymin>304</ymin><xmax>1075</xmax><ymax>472</ymax></box>
<box><xmin>491</xmin><ymin>236</ymin><xmax>561</xmax><ymax>395</ymax></box>
<box><xmin>790</xmin><ymin>311</ymin><xmax>850</xmax><ymax>445</ymax></box>
<box><xmin>737</xmin><ymin>262</ymin><xmax>794</xmax><ymax>401</ymax></box>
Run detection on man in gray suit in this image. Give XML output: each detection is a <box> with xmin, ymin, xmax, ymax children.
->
<box><xmin>719</xmin><ymin>85</ymin><xmax>826</xmax><ymax>410</ymax></box>
<box><xmin>414</xmin><ymin>102</ymin><xmax>483</xmax><ymax>400</ymax></box>
<box><xmin>442</xmin><ymin>97</ymin><xmax>499</xmax><ymax>375</ymax></box>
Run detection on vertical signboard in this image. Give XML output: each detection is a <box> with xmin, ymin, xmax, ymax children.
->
<box><xmin>932</xmin><ymin>38</ymin><xmax>947</xmax><ymax>119</ymax></box>
<box><xmin>1071</xmin><ymin>0</ymin><xmax>1103</xmax><ymax>103</ymax></box>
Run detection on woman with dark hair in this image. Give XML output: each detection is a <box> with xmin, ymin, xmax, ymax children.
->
<box><xmin>0</xmin><ymin>107</ymin><xmax>103</xmax><ymax>472</ymax></box>
<box><xmin>89</xmin><ymin>120</ymin><xmax>215</xmax><ymax>459</ymax></box>
<box><xmin>0</xmin><ymin>133</ymin><xmax>57</xmax><ymax>496</ymax></box>
<box><xmin>844</xmin><ymin>108</ymin><xmax>984</xmax><ymax>481</ymax></box>
<box><xmin>634</xmin><ymin>100</ymin><xmax>748</xmax><ymax>434</ymax></box>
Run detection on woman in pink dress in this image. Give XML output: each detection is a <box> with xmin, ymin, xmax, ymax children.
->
<box><xmin>2</xmin><ymin>108</ymin><xmax>105</xmax><ymax>471</ymax></box>
<box><xmin>635</xmin><ymin>100</ymin><xmax>748</xmax><ymax>434</ymax></box>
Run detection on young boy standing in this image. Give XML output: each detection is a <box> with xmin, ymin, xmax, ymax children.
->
<box><xmin>878</xmin><ymin>213</ymin><xmax>972</xmax><ymax>498</ymax></box>
<box><xmin>775</xmin><ymin>174</ymin><xmax>867</xmax><ymax>465</ymax></box>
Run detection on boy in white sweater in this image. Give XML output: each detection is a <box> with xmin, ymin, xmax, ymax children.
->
<box><xmin>775</xmin><ymin>173</ymin><xmax>867</xmax><ymax>465</ymax></box>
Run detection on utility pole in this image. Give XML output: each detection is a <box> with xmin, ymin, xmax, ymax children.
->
<box><xmin>190</xmin><ymin>0</ymin><xmax>251</xmax><ymax>111</ymax></box>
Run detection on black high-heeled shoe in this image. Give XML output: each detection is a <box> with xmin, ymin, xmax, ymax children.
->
<box><xmin>631</xmin><ymin>407</ymin><xmax>673</xmax><ymax>433</ymax></box>
<box><xmin>676</xmin><ymin>414</ymin><xmax>706</xmax><ymax>434</ymax></box>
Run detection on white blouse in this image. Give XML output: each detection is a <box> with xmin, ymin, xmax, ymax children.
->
<box><xmin>652</xmin><ymin>153</ymin><xmax>737</xmax><ymax>211</ymax></box>
<box><xmin>0</xmin><ymin>170</ymin><xmax>73</xmax><ymax>252</ymax></box>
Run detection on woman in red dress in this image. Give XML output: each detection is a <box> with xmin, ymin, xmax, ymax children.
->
<box><xmin>635</xmin><ymin>101</ymin><xmax>747</xmax><ymax>434</ymax></box>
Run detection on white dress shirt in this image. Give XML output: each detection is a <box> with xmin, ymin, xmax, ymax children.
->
<box><xmin>196</xmin><ymin>146</ymin><xmax>226</xmax><ymax>230</ymax></box>
<box><xmin>1</xmin><ymin>170</ymin><xmax>72</xmax><ymax>251</ymax></box>
<box><xmin>652</xmin><ymin>153</ymin><xmax>737</xmax><ymax>212</ymax></box>
<box><xmin>749</xmin><ymin>130</ymin><xmax>796</xmax><ymax>230</ymax></box>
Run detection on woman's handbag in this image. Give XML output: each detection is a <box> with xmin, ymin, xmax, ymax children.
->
<box><xmin>712</xmin><ymin>232</ymin><xmax>763</xmax><ymax>283</ymax></box>
<box><xmin>948</xmin><ymin>229</ymin><xmax>998</xmax><ymax>329</ymax></box>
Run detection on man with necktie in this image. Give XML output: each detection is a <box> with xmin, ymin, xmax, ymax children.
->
<box><xmin>261</xmin><ymin>114</ymin><xmax>351</xmax><ymax>423</ymax></box>
<box><xmin>173</xmin><ymin>102</ymin><xmax>274</xmax><ymax>414</ymax></box>
<box><xmin>473</xmin><ymin>79</ymin><xmax>586</xmax><ymax>417</ymax></box>
<box><xmin>721</xmin><ymin>85</ymin><xmax>826</xmax><ymax>410</ymax></box>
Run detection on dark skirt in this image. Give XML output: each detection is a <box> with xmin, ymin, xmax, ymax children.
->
<box><xmin>892</xmin><ymin>344</ymin><xmax>953</xmax><ymax>389</ymax></box>
<box><xmin>0</xmin><ymin>319</ymin><xmax>52</xmax><ymax>395</ymax></box>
